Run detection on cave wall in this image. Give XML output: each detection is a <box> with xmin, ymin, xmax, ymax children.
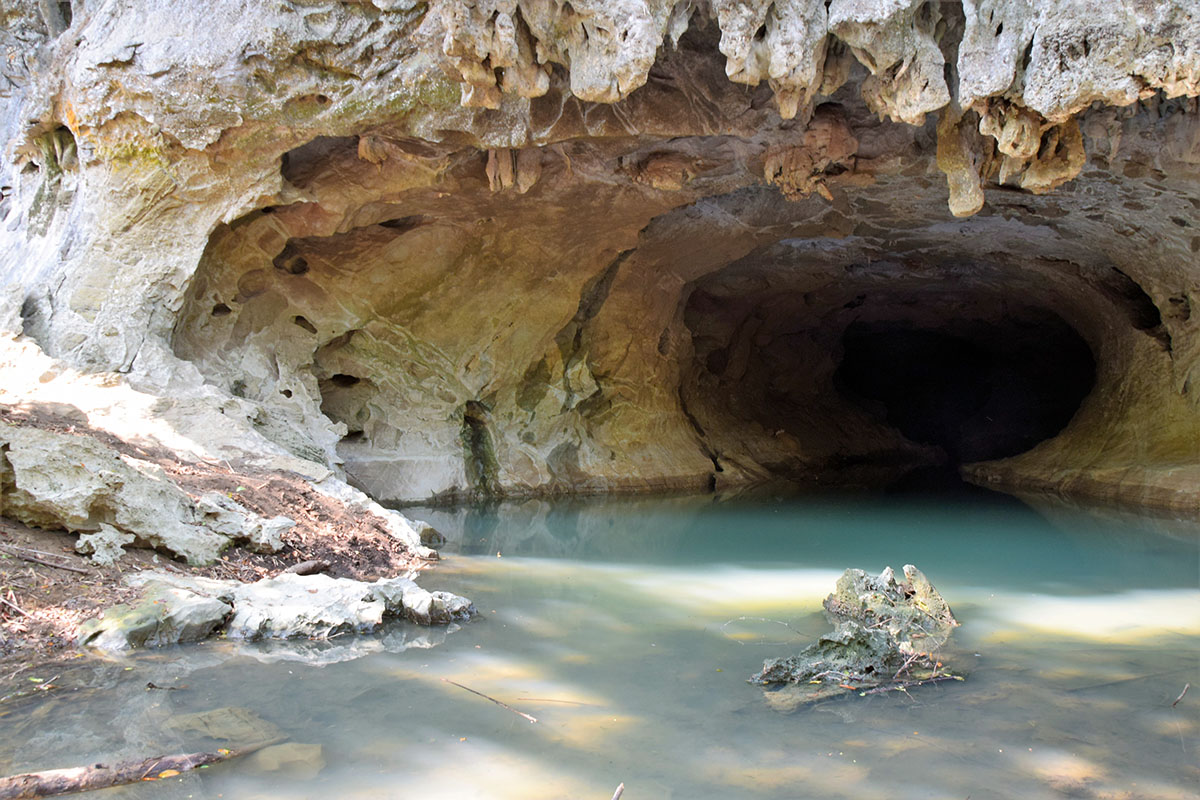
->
<box><xmin>1</xmin><ymin>1</ymin><xmax>1198</xmax><ymax>508</ymax></box>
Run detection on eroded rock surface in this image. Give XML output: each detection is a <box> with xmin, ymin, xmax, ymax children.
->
<box><xmin>0</xmin><ymin>2</ymin><xmax>1196</xmax><ymax>509</ymax></box>
<box><xmin>0</xmin><ymin>424</ymin><xmax>289</xmax><ymax>564</ymax></box>
<box><xmin>753</xmin><ymin>565</ymin><xmax>961</xmax><ymax>710</ymax></box>
<box><xmin>80</xmin><ymin>571</ymin><xmax>475</xmax><ymax>650</ymax></box>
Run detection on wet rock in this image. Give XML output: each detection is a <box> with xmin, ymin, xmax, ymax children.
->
<box><xmin>225</xmin><ymin>573</ymin><xmax>475</xmax><ymax>638</ymax></box>
<box><xmin>102</xmin><ymin>570</ymin><xmax>476</xmax><ymax>646</ymax></box>
<box><xmin>224</xmin><ymin>573</ymin><xmax>393</xmax><ymax>639</ymax></box>
<box><xmin>752</xmin><ymin>565</ymin><xmax>960</xmax><ymax>706</ymax></box>
<box><xmin>77</xmin><ymin>581</ymin><xmax>232</xmax><ymax>650</ymax></box>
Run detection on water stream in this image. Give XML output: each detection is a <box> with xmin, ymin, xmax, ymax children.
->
<box><xmin>1</xmin><ymin>488</ymin><xmax>1197</xmax><ymax>799</ymax></box>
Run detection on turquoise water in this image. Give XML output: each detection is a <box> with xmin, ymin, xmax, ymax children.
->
<box><xmin>1</xmin><ymin>489</ymin><xmax>1197</xmax><ymax>799</ymax></box>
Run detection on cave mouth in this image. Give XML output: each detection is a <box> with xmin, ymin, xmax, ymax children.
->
<box><xmin>681</xmin><ymin>264</ymin><xmax>1101</xmax><ymax>494</ymax></box>
<box><xmin>834</xmin><ymin>315</ymin><xmax>1096</xmax><ymax>467</ymax></box>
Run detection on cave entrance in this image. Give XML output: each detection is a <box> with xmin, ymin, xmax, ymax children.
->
<box><xmin>834</xmin><ymin>314</ymin><xmax>1097</xmax><ymax>467</ymax></box>
<box><xmin>682</xmin><ymin>269</ymin><xmax>1099</xmax><ymax>492</ymax></box>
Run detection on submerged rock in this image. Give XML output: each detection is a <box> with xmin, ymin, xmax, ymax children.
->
<box><xmin>79</xmin><ymin>570</ymin><xmax>476</xmax><ymax>650</ymax></box>
<box><xmin>752</xmin><ymin>565</ymin><xmax>961</xmax><ymax>708</ymax></box>
<box><xmin>247</xmin><ymin>742</ymin><xmax>325</xmax><ymax>779</ymax></box>
<box><xmin>165</xmin><ymin>706</ymin><xmax>283</xmax><ymax>743</ymax></box>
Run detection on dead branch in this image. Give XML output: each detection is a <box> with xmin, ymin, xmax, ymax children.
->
<box><xmin>892</xmin><ymin>652</ymin><xmax>923</xmax><ymax>680</ymax></box>
<box><xmin>1172</xmin><ymin>683</ymin><xmax>1190</xmax><ymax>708</ymax></box>
<box><xmin>0</xmin><ymin>737</ymin><xmax>285</xmax><ymax>799</ymax></box>
<box><xmin>441</xmin><ymin>678</ymin><xmax>537</xmax><ymax>723</ymax></box>
<box><xmin>859</xmin><ymin>674</ymin><xmax>962</xmax><ymax>696</ymax></box>
<box><xmin>1065</xmin><ymin>667</ymin><xmax>1190</xmax><ymax>694</ymax></box>
<box><xmin>0</xmin><ymin>596</ymin><xmax>29</xmax><ymax>618</ymax></box>
<box><xmin>282</xmin><ymin>560</ymin><xmax>330</xmax><ymax>576</ymax></box>
<box><xmin>0</xmin><ymin>545</ymin><xmax>89</xmax><ymax>576</ymax></box>
<box><xmin>611</xmin><ymin>782</ymin><xmax>625</xmax><ymax>800</ymax></box>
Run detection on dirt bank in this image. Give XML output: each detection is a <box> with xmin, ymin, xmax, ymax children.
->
<box><xmin>0</xmin><ymin>405</ymin><xmax>432</xmax><ymax>693</ymax></box>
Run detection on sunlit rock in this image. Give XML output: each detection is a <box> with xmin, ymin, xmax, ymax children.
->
<box><xmin>753</xmin><ymin>565</ymin><xmax>962</xmax><ymax>708</ymax></box>
<box><xmin>0</xmin><ymin>1</ymin><xmax>1197</xmax><ymax>512</ymax></box>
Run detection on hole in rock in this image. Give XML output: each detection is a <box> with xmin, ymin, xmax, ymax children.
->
<box><xmin>272</xmin><ymin>243</ymin><xmax>309</xmax><ymax>275</ymax></box>
<box><xmin>835</xmin><ymin>316</ymin><xmax>1095</xmax><ymax>465</ymax></box>
<box><xmin>329</xmin><ymin>374</ymin><xmax>361</xmax><ymax>387</ymax></box>
<box><xmin>377</xmin><ymin>215</ymin><xmax>427</xmax><ymax>233</ymax></box>
<box><xmin>210</xmin><ymin>303</ymin><xmax>231</xmax><ymax>316</ymax></box>
<box><xmin>292</xmin><ymin>315</ymin><xmax>318</xmax><ymax>334</ymax></box>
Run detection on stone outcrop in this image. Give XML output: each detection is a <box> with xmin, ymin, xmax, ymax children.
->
<box><xmin>0</xmin><ymin>2</ymin><xmax>1197</xmax><ymax>510</ymax></box>
<box><xmin>0</xmin><ymin>423</ymin><xmax>294</xmax><ymax>564</ymax></box>
<box><xmin>78</xmin><ymin>570</ymin><xmax>476</xmax><ymax>650</ymax></box>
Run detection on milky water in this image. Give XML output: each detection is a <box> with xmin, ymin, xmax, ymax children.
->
<box><xmin>1</xmin><ymin>488</ymin><xmax>1197</xmax><ymax>799</ymax></box>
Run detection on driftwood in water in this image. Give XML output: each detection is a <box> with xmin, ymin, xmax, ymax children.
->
<box><xmin>441</xmin><ymin>678</ymin><xmax>538</xmax><ymax>723</ymax></box>
<box><xmin>0</xmin><ymin>737</ymin><xmax>285</xmax><ymax>799</ymax></box>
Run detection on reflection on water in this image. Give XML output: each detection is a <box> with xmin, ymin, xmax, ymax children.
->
<box><xmin>1</xmin><ymin>490</ymin><xmax>1197</xmax><ymax>799</ymax></box>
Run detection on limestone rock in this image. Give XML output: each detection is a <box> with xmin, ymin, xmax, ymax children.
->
<box><xmin>0</xmin><ymin>424</ymin><xmax>293</xmax><ymax>564</ymax></box>
<box><xmin>77</xmin><ymin>582</ymin><xmax>233</xmax><ymax>650</ymax></box>
<box><xmin>117</xmin><ymin>570</ymin><xmax>476</xmax><ymax>644</ymax></box>
<box><xmin>0</xmin><ymin>1</ymin><xmax>1198</xmax><ymax>516</ymax></box>
<box><xmin>0</xmin><ymin>425</ymin><xmax>230</xmax><ymax>564</ymax></box>
<box><xmin>752</xmin><ymin>564</ymin><xmax>959</xmax><ymax>691</ymax></box>
<box><xmin>828</xmin><ymin>0</ymin><xmax>950</xmax><ymax>125</ymax></box>
<box><xmin>74</xmin><ymin>524</ymin><xmax>136</xmax><ymax>566</ymax></box>
<box><xmin>247</xmin><ymin>743</ymin><xmax>325</xmax><ymax>779</ymax></box>
<box><xmin>165</xmin><ymin>707</ymin><xmax>283</xmax><ymax>744</ymax></box>
<box><xmin>710</xmin><ymin>0</ymin><xmax>830</xmax><ymax>120</ymax></box>
<box><xmin>224</xmin><ymin>573</ymin><xmax>392</xmax><ymax>639</ymax></box>
<box><xmin>764</xmin><ymin>104</ymin><xmax>858</xmax><ymax>200</ymax></box>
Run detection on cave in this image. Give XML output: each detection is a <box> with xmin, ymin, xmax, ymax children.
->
<box><xmin>171</xmin><ymin>82</ymin><xmax>1191</xmax><ymax>507</ymax></box>
<box><xmin>682</xmin><ymin>270</ymin><xmax>1098</xmax><ymax>487</ymax></box>
<box><xmin>1</xmin><ymin>5</ymin><xmax>1199</xmax><ymax>794</ymax></box>
<box><xmin>834</xmin><ymin>316</ymin><xmax>1095</xmax><ymax>466</ymax></box>
<box><xmin>0</xmin><ymin>0</ymin><xmax>1187</xmax><ymax>512</ymax></box>
<box><xmin>165</xmin><ymin>13</ymin><xmax>1197</xmax><ymax>508</ymax></box>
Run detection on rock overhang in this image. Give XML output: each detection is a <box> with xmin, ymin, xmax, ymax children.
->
<box><xmin>0</xmin><ymin>1</ymin><xmax>1196</xmax><ymax>509</ymax></box>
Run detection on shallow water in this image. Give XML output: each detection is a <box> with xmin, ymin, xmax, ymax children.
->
<box><xmin>2</xmin><ymin>489</ymin><xmax>1198</xmax><ymax>799</ymax></box>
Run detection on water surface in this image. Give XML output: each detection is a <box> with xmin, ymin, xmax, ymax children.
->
<box><xmin>2</xmin><ymin>489</ymin><xmax>1197</xmax><ymax>799</ymax></box>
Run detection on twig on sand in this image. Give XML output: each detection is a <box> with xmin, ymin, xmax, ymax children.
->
<box><xmin>611</xmin><ymin>782</ymin><xmax>625</xmax><ymax>800</ymax></box>
<box><xmin>441</xmin><ymin>678</ymin><xmax>537</xmax><ymax>723</ymax></box>
<box><xmin>1172</xmin><ymin>683</ymin><xmax>1190</xmax><ymax>708</ymax></box>
<box><xmin>0</xmin><ymin>737</ymin><xmax>286</xmax><ymax>799</ymax></box>
<box><xmin>0</xmin><ymin>595</ymin><xmax>29</xmax><ymax>618</ymax></box>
